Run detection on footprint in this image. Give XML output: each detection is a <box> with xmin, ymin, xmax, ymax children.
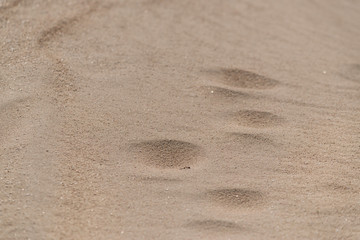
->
<box><xmin>0</xmin><ymin>0</ymin><xmax>22</xmax><ymax>12</ymax></box>
<box><xmin>326</xmin><ymin>183</ymin><xmax>355</xmax><ymax>193</ymax></box>
<box><xmin>207</xmin><ymin>68</ymin><xmax>279</xmax><ymax>89</ymax></box>
<box><xmin>206</xmin><ymin>188</ymin><xmax>263</xmax><ymax>208</ymax></box>
<box><xmin>37</xmin><ymin>3</ymin><xmax>105</xmax><ymax>47</ymax></box>
<box><xmin>131</xmin><ymin>175</ymin><xmax>181</xmax><ymax>183</ymax></box>
<box><xmin>199</xmin><ymin>86</ymin><xmax>253</xmax><ymax>101</ymax></box>
<box><xmin>0</xmin><ymin>74</ymin><xmax>6</xmax><ymax>90</ymax></box>
<box><xmin>227</xmin><ymin>132</ymin><xmax>274</xmax><ymax>146</ymax></box>
<box><xmin>341</xmin><ymin>64</ymin><xmax>360</xmax><ymax>83</ymax></box>
<box><xmin>131</xmin><ymin>140</ymin><xmax>203</xmax><ymax>168</ymax></box>
<box><xmin>228</xmin><ymin>110</ymin><xmax>283</xmax><ymax>128</ymax></box>
<box><xmin>0</xmin><ymin>97</ymin><xmax>31</xmax><ymax>115</ymax></box>
<box><xmin>0</xmin><ymin>97</ymin><xmax>31</xmax><ymax>140</ymax></box>
<box><xmin>185</xmin><ymin>219</ymin><xmax>243</xmax><ymax>232</ymax></box>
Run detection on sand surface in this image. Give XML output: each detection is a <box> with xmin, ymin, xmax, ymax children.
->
<box><xmin>1</xmin><ymin>0</ymin><xmax>360</xmax><ymax>239</ymax></box>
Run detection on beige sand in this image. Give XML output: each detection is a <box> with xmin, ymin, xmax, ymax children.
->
<box><xmin>1</xmin><ymin>0</ymin><xmax>359</xmax><ymax>239</ymax></box>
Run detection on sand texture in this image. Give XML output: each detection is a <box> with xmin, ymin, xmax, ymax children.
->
<box><xmin>1</xmin><ymin>0</ymin><xmax>359</xmax><ymax>239</ymax></box>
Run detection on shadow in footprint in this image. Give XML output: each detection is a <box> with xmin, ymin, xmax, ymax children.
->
<box><xmin>228</xmin><ymin>110</ymin><xmax>283</xmax><ymax>128</ymax></box>
<box><xmin>131</xmin><ymin>140</ymin><xmax>203</xmax><ymax>169</ymax></box>
<box><xmin>206</xmin><ymin>188</ymin><xmax>263</xmax><ymax>208</ymax></box>
<box><xmin>207</xmin><ymin>68</ymin><xmax>279</xmax><ymax>89</ymax></box>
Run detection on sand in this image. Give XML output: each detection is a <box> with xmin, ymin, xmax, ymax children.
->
<box><xmin>0</xmin><ymin>0</ymin><xmax>359</xmax><ymax>239</ymax></box>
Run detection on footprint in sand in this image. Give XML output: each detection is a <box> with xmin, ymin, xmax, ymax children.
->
<box><xmin>207</xmin><ymin>68</ymin><xmax>279</xmax><ymax>89</ymax></box>
<box><xmin>131</xmin><ymin>140</ymin><xmax>203</xmax><ymax>169</ymax></box>
<box><xmin>226</xmin><ymin>132</ymin><xmax>275</xmax><ymax>146</ymax></box>
<box><xmin>0</xmin><ymin>0</ymin><xmax>22</xmax><ymax>12</ymax></box>
<box><xmin>199</xmin><ymin>85</ymin><xmax>254</xmax><ymax>102</ymax></box>
<box><xmin>206</xmin><ymin>188</ymin><xmax>263</xmax><ymax>209</ymax></box>
<box><xmin>0</xmin><ymin>97</ymin><xmax>31</xmax><ymax>140</ymax></box>
<box><xmin>340</xmin><ymin>64</ymin><xmax>360</xmax><ymax>83</ymax></box>
<box><xmin>185</xmin><ymin>219</ymin><xmax>243</xmax><ymax>232</ymax></box>
<box><xmin>131</xmin><ymin>175</ymin><xmax>181</xmax><ymax>184</ymax></box>
<box><xmin>227</xmin><ymin>110</ymin><xmax>283</xmax><ymax>128</ymax></box>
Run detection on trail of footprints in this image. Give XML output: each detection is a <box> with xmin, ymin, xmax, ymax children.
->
<box><xmin>131</xmin><ymin>68</ymin><xmax>284</xmax><ymax>233</ymax></box>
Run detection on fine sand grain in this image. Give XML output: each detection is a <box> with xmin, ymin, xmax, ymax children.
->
<box><xmin>1</xmin><ymin>0</ymin><xmax>359</xmax><ymax>239</ymax></box>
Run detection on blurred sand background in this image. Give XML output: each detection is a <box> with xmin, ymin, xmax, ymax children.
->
<box><xmin>0</xmin><ymin>0</ymin><xmax>359</xmax><ymax>239</ymax></box>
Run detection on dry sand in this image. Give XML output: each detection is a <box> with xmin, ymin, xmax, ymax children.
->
<box><xmin>1</xmin><ymin>0</ymin><xmax>359</xmax><ymax>239</ymax></box>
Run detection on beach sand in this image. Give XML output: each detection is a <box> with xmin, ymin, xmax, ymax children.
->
<box><xmin>1</xmin><ymin>0</ymin><xmax>359</xmax><ymax>239</ymax></box>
